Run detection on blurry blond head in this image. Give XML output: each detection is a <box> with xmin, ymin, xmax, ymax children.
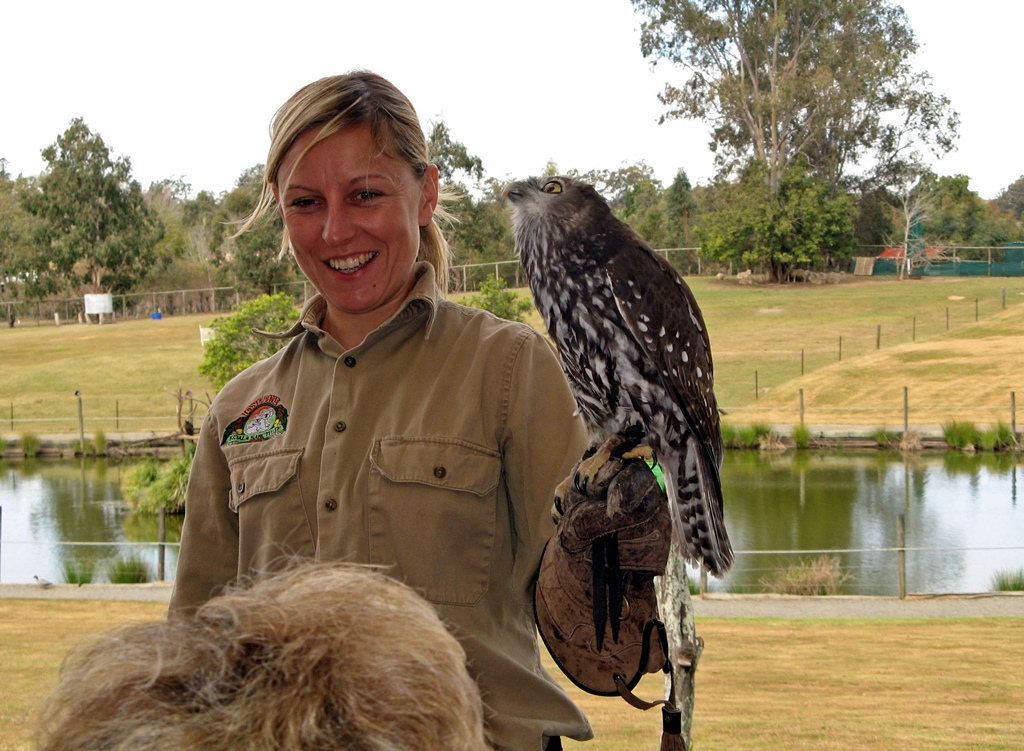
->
<box><xmin>37</xmin><ymin>563</ymin><xmax>487</xmax><ymax>751</ymax></box>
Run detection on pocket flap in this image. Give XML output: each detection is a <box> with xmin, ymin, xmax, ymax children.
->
<box><xmin>370</xmin><ymin>437</ymin><xmax>500</xmax><ymax>496</ymax></box>
<box><xmin>227</xmin><ymin>448</ymin><xmax>303</xmax><ymax>511</ymax></box>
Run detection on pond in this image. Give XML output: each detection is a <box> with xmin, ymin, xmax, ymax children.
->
<box><xmin>0</xmin><ymin>459</ymin><xmax>182</xmax><ymax>585</ymax></box>
<box><xmin>0</xmin><ymin>453</ymin><xmax>1021</xmax><ymax>594</ymax></box>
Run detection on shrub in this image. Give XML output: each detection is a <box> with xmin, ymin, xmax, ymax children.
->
<box><xmin>873</xmin><ymin>427</ymin><xmax>899</xmax><ymax>448</ymax></box>
<box><xmin>991</xmin><ymin>568</ymin><xmax>1024</xmax><ymax>591</ymax></box>
<box><xmin>720</xmin><ymin>422</ymin><xmax>744</xmax><ymax>448</ymax></box>
<box><xmin>122</xmin><ymin>452</ymin><xmax>192</xmax><ymax>514</ymax></box>
<box><xmin>107</xmin><ymin>554</ymin><xmax>152</xmax><ymax>584</ymax></box>
<box><xmin>943</xmin><ymin>420</ymin><xmax>980</xmax><ymax>450</ymax></box>
<box><xmin>980</xmin><ymin>423</ymin><xmax>1016</xmax><ymax>452</ymax></box>
<box><xmin>466</xmin><ymin>276</ymin><xmax>533</xmax><ymax>323</ymax></box>
<box><xmin>63</xmin><ymin>559</ymin><xmax>96</xmax><ymax>585</ymax></box>
<box><xmin>199</xmin><ymin>293</ymin><xmax>299</xmax><ymax>390</ymax></box>
<box><xmin>73</xmin><ymin>439</ymin><xmax>95</xmax><ymax>456</ymax></box>
<box><xmin>94</xmin><ymin>431</ymin><xmax>107</xmax><ymax>456</ymax></box>
<box><xmin>760</xmin><ymin>555</ymin><xmax>852</xmax><ymax>595</ymax></box>
<box><xmin>792</xmin><ymin>423</ymin><xmax>811</xmax><ymax>449</ymax></box>
<box><xmin>20</xmin><ymin>433</ymin><xmax>40</xmax><ymax>457</ymax></box>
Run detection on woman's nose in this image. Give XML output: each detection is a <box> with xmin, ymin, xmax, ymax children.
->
<box><xmin>322</xmin><ymin>203</ymin><xmax>355</xmax><ymax>246</ymax></box>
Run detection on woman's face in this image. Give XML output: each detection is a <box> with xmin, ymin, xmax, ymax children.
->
<box><xmin>275</xmin><ymin>123</ymin><xmax>438</xmax><ymax>345</ymax></box>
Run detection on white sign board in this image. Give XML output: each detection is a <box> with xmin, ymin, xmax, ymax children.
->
<box><xmin>84</xmin><ymin>294</ymin><xmax>114</xmax><ymax>315</ymax></box>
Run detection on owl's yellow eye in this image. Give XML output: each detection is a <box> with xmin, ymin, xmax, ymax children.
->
<box><xmin>542</xmin><ymin>180</ymin><xmax>563</xmax><ymax>194</ymax></box>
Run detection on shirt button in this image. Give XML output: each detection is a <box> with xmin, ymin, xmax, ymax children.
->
<box><xmin>334</xmin><ymin>420</ymin><xmax>347</xmax><ymax>432</ymax></box>
<box><xmin>344</xmin><ymin>356</ymin><xmax>357</xmax><ymax>367</ymax></box>
<box><xmin>236</xmin><ymin>482</ymin><xmax>245</xmax><ymax>494</ymax></box>
<box><xmin>433</xmin><ymin>465</ymin><xmax>447</xmax><ymax>479</ymax></box>
<box><xmin>324</xmin><ymin>498</ymin><xmax>338</xmax><ymax>511</ymax></box>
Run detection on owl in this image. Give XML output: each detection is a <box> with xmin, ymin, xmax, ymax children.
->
<box><xmin>506</xmin><ymin>175</ymin><xmax>733</xmax><ymax>576</ymax></box>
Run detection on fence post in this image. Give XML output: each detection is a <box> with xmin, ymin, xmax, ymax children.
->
<box><xmin>876</xmin><ymin>324</ymin><xmax>881</xmax><ymax>349</ymax></box>
<box><xmin>838</xmin><ymin>336</ymin><xmax>842</xmax><ymax>361</ymax></box>
<box><xmin>903</xmin><ymin>387</ymin><xmax>909</xmax><ymax>434</ymax></box>
<box><xmin>897</xmin><ymin>514</ymin><xmax>906</xmax><ymax>599</ymax></box>
<box><xmin>799</xmin><ymin>389</ymin><xmax>805</xmax><ymax>425</ymax></box>
<box><xmin>755</xmin><ymin>370</ymin><xmax>759</xmax><ymax>401</ymax></box>
<box><xmin>912</xmin><ymin>316</ymin><xmax>916</xmax><ymax>342</ymax></box>
<box><xmin>75</xmin><ymin>391</ymin><xmax>85</xmax><ymax>454</ymax></box>
<box><xmin>801</xmin><ymin>348</ymin><xmax>805</xmax><ymax>375</ymax></box>
<box><xmin>158</xmin><ymin>507</ymin><xmax>166</xmax><ymax>582</ymax></box>
<box><xmin>1012</xmin><ymin>392</ymin><xmax>1017</xmax><ymax>441</ymax></box>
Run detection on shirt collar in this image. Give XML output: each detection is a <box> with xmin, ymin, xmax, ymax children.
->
<box><xmin>264</xmin><ymin>261</ymin><xmax>441</xmax><ymax>345</ymax></box>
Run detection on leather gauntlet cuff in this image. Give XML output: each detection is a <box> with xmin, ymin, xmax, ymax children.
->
<box><xmin>535</xmin><ymin>449</ymin><xmax>672</xmax><ymax>696</ymax></box>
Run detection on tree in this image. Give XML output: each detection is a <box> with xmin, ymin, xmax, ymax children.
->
<box><xmin>427</xmin><ymin>121</ymin><xmax>484</xmax><ymax>185</ymax></box>
<box><xmin>996</xmin><ymin>175</ymin><xmax>1024</xmax><ymax>222</ymax></box>
<box><xmin>888</xmin><ymin>176</ymin><xmax>932</xmax><ymax>279</ymax></box>
<box><xmin>632</xmin><ymin>0</ymin><xmax>959</xmax><ymax>194</ymax></box>
<box><xmin>619</xmin><ymin>178</ymin><xmax>669</xmax><ymax>248</ymax></box>
<box><xmin>664</xmin><ymin>169</ymin><xmax>699</xmax><ymax>247</ymax></box>
<box><xmin>465</xmin><ymin>276</ymin><xmax>533</xmax><ymax>323</ymax></box>
<box><xmin>923</xmin><ymin>174</ymin><xmax>1023</xmax><ymax>248</ymax></box>
<box><xmin>697</xmin><ymin>160</ymin><xmax>857</xmax><ymax>280</ymax></box>
<box><xmin>198</xmin><ymin>293</ymin><xmax>299</xmax><ymax>390</ymax></box>
<box><xmin>218</xmin><ymin>166</ymin><xmax>294</xmax><ymax>295</ymax></box>
<box><xmin>19</xmin><ymin>118</ymin><xmax>162</xmax><ymax>294</ymax></box>
<box><xmin>0</xmin><ymin>175</ymin><xmax>41</xmax><ymax>311</ymax></box>
<box><xmin>426</xmin><ymin>121</ymin><xmax>514</xmax><ymax>267</ymax></box>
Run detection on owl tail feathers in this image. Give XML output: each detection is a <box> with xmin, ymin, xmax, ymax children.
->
<box><xmin>666</xmin><ymin>437</ymin><xmax>734</xmax><ymax>578</ymax></box>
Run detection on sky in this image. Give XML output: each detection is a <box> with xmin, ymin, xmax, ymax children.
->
<box><xmin>2</xmin><ymin>0</ymin><xmax>1020</xmax><ymax>200</ymax></box>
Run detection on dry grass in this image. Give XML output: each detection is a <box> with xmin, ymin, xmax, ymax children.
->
<box><xmin>0</xmin><ymin>599</ymin><xmax>168</xmax><ymax>751</ymax></box>
<box><xmin>2</xmin><ymin>599</ymin><xmax>1021</xmax><ymax>751</ymax></box>
<box><xmin>3</xmin><ymin>277</ymin><xmax>1024</xmax><ymax>435</ymax></box>
<box><xmin>0</xmin><ymin>313</ymin><xmax>217</xmax><ymax>434</ymax></box>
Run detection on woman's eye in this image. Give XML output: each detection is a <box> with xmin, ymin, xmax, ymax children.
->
<box><xmin>356</xmin><ymin>190</ymin><xmax>381</xmax><ymax>202</ymax></box>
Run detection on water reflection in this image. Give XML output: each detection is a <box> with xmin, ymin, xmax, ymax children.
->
<box><xmin>716</xmin><ymin>451</ymin><xmax>1022</xmax><ymax>595</ymax></box>
<box><xmin>0</xmin><ymin>458</ymin><xmax>181</xmax><ymax>585</ymax></box>
<box><xmin>1</xmin><ymin>454</ymin><xmax>1020</xmax><ymax>594</ymax></box>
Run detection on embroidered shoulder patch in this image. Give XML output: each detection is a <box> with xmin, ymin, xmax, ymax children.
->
<box><xmin>222</xmin><ymin>394</ymin><xmax>289</xmax><ymax>445</ymax></box>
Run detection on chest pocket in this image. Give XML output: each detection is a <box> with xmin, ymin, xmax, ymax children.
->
<box><xmin>368</xmin><ymin>437</ymin><xmax>501</xmax><ymax>606</ymax></box>
<box><xmin>225</xmin><ymin>448</ymin><xmax>314</xmax><ymax>570</ymax></box>
<box><xmin>227</xmin><ymin>448</ymin><xmax>304</xmax><ymax>512</ymax></box>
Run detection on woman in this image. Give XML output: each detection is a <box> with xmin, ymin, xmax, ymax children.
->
<box><xmin>170</xmin><ymin>71</ymin><xmax>592</xmax><ymax>751</ymax></box>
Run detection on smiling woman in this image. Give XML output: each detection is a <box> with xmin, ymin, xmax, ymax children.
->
<box><xmin>273</xmin><ymin>123</ymin><xmax>438</xmax><ymax>349</ymax></box>
<box><xmin>169</xmin><ymin>70</ymin><xmax>595</xmax><ymax>751</ymax></box>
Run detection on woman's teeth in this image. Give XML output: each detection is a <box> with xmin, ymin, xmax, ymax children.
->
<box><xmin>328</xmin><ymin>252</ymin><xmax>377</xmax><ymax>273</ymax></box>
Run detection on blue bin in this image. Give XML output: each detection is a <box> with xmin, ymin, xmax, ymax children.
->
<box><xmin>152</xmin><ymin>312</ymin><xmax>162</xmax><ymax>320</ymax></box>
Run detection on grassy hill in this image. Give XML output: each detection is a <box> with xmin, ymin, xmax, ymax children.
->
<box><xmin>2</xmin><ymin>275</ymin><xmax>1023</xmax><ymax>436</ymax></box>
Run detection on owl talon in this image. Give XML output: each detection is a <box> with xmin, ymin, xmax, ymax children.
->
<box><xmin>621</xmin><ymin>444</ymin><xmax>655</xmax><ymax>463</ymax></box>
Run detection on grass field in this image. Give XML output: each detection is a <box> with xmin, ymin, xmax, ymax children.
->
<box><xmin>2</xmin><ymin>275</ymin><xmax>1023</xmax><ymax>435</ymax></box>
<box><xmin>1</xmin><ymin>599</ymin><xmax>1021</xmax><ymax>751</ymax></box>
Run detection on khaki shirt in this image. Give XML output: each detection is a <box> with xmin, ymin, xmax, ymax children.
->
<box><xmin>171</xmin><ymin>264</ymin><xmax>593</xmax><ymax>751</ymax></box>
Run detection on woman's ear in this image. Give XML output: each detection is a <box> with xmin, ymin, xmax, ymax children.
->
<box><xmin>419</xmin><ymin>164</ymin><xmax>440</xmax><ymax>227</ymax></box>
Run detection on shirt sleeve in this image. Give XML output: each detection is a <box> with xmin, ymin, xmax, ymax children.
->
<box><xmin>168</xmin><ymin>411</ymin><xmax>239</xmax><ymax>617</ymax></box>
<box><xmin>501</xmin><ymin>330</ymin><xmax>590</xmax><ymax>598</ymax></box>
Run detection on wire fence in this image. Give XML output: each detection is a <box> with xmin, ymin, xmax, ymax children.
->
<box><xmin>3</xmin><ymin>537</ymin><xmax>1020</xmax><ymax>595</ymax></box>
<box><xmin>2</xmin><ymin>390</ymin><xmax>1019</xmax><ymax>438</ymax></box>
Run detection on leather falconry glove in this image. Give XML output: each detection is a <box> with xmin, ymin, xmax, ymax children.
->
<box><xmin>535</xmin><ymin>428</ymin><xmax>673</xmax><ymax>697</ymax></box>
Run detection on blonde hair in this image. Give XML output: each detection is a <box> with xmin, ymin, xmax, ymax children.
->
<box><xmin>239</xmin><ymin>70</ymin><xmax>452</xmax><ymax>291</ymax></box>
<box><xmin>38</xmin><ymin>563</ymin><xmax>487</xmax><ymax>751</ymax></box>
